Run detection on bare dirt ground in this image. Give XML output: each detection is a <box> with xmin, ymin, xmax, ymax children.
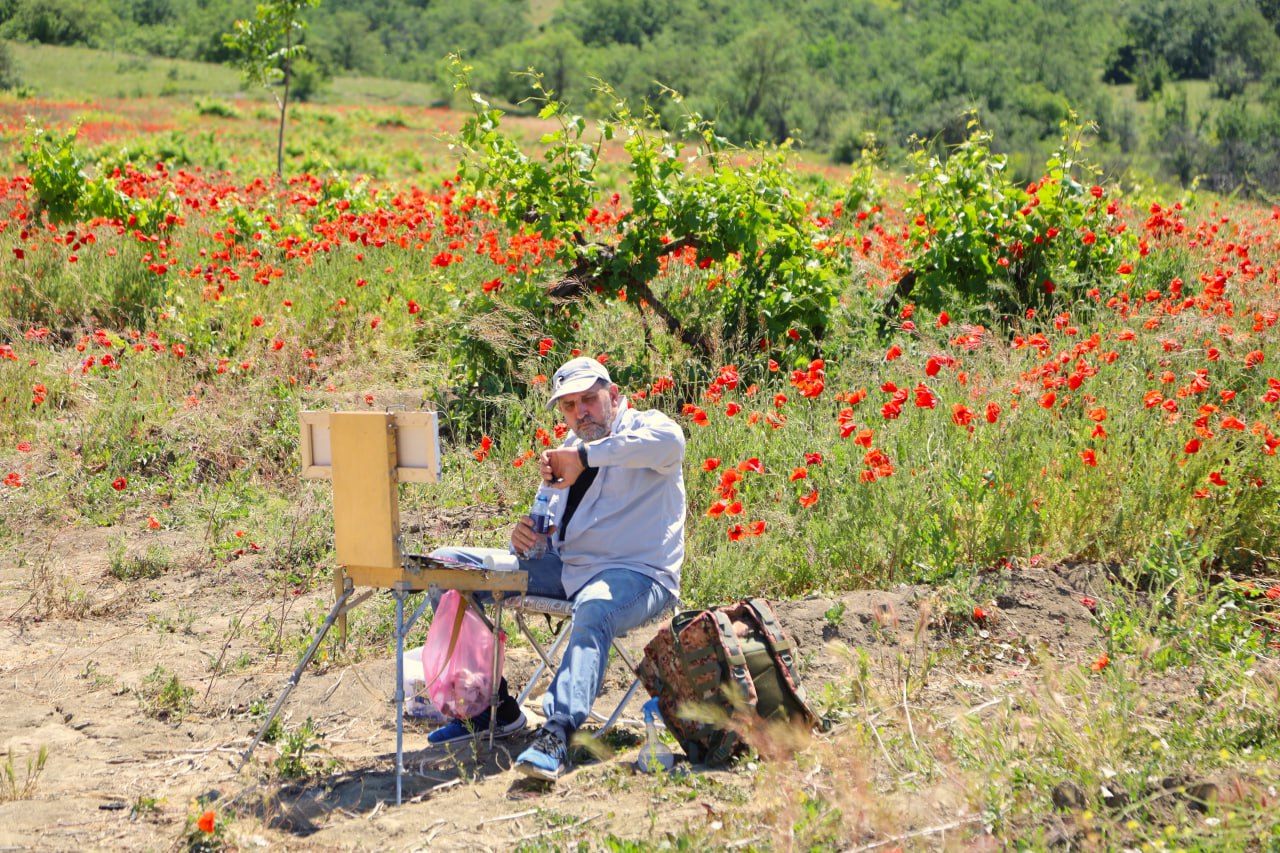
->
<box><xmin>0</xmin><ymin>526</ymin><xmax>1118</xmax><ymax>851</ymax></box>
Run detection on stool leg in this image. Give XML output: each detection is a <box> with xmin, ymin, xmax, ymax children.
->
<box><xmin>597</xmin><ymin>676</ymin><xmax>644</xmax><ymax>735</ymax></box>
<box><xmin>514</xmin><ymin>612</ymin><xmax>573</xmax><ymax>708</ymax></box>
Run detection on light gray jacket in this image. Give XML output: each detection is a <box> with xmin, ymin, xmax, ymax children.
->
<box><xmin>539</xmin><ymin>398</ymin><xmax>686</xmax><ymax>597</ymax></box>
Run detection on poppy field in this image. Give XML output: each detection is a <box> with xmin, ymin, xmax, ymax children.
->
<box><xmin>3</xmin><ymin>88</ymin><xmax>1280</xmax><ymax>849</ymax></box>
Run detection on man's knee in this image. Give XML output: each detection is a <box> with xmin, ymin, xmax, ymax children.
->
<box><xmin>569</xmin><ymin>598</ymin><xmax>617</xmax><ymax>642</ymax></box>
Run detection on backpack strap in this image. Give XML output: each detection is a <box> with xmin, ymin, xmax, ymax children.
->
<box><xmin>741</xmin><ymin>598</ymin><xmax>802</xmax><ymax>690</ymax></box>
<box><xmin>710</xmin><ymin>610</ymin><xmax>756</xmax><ymax>709</ymax></box>
<box><xmin>737</xmin><ymin>599</ymin><xmax>818</xmax><ymax>725</ymax></box>
<box><xmin>705</xmin><ymin>609</ymin><xmax>756</xmax><ymax>764</ymax></box>
<box><xmin>669</xmin><ymin>609</ymin><xmax>756</xmax><ymax>765</ymax></box>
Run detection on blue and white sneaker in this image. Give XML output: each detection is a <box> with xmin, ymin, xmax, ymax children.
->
<box><xmin>427</xmin><ymin>709</ymin><xmax>526</xmax><ymax>746</ymax></box>
<box><xmin>514</xmin><ymin>728</ymin><xmax>569</xmax><ymax>781</ymax></box>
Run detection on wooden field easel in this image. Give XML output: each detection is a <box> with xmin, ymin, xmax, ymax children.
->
<box><xmin>239</xmin><ymin>410</ymin><xmax>527</xmax><ymax>805</ymax></box>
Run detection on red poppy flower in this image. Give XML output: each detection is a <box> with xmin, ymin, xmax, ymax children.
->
<box><xmin>111</xmin><ymin>477</ymin><xmax>127</xmax><ymax>491</ymax></box>
<box><xmin>790</xmin><ymin>467</ymin><xmax>808</xmax><ymax>481</ymax></box>
<box><xmin>738</xmin><ymin>458</ymin><xmax>764</xmax><ymax>474</ymax></box>
<box><xmin>726</xmin><ymin>500</ymin><xmax>743</xmax><ymax>515</ymax></box>
<box><xmin>1080</xmin><ymin>449</ymin><xmax>1098</xmax><ymax>467</ymax></box>
<box><xmin>952</xmin><ymin>403</ymin><xmax>975</xmax><ymax>427</ymax></box>
<box><xmin>727</xmin><ymin>524</ymin><xmax>746</xmax><ymax>541</ymax></box>
<box><xmin>1245</xmin><ymin>350</ymin><xmax>1265</xmax><ymax>368</ymax></box>
<box><xmin>804</xmin><ymin>452</ymin><xmax>823</xmax><ymax>465</ymax></box>
<box><xmin>1090</xmin><ymin>653</ymin><xmax>1109</xmax><ymax>672</ymax></box>
<box><xmin>725</xmin><ymin>402</ymin><xmax>742</xmax><ymax>417</ymax></box>
<box><xmin>936</xmin><ymin>311</ymin><xmax>950</xmax><ymax>327</ymax></box>
<box><xmin>702</xmin><ymin>458</ymin><xmax>721</xmax><ymax>472</ymax></box>
<box><xmin>538</xmin><ymin>338</ymin><xmax>554</xmax><ymax>356</ymax></box>
<box><xmin>1221</xmin><ymin>416</ymin><xmax>1246</xmax><ymax>431</ymax></box>
<box><xmin>973</xmin><ymin>606</ymin><xmax>987</xmax><ymax>621</ymax></box>
<box><xmin>798</xmin><ymin>489</ymin><xmax>819</xmax><ymax>508</ymax></box>
<box><xmin>147</xmin><ymin>516</ymin><xmax>162</xmax><ymax>529</ymax></box>
<box><xmin>1208</xmin><ymin>471</ymin><xmax>1228</xmax><ymax>487</ymax></box>
<box><xmin>706</xmin><ymin>501</ymin><xmax>728</xmax><ymax>518</ymax></box>
<box><xmin>985</xmin><ymin>402</ymin><xmax>1001</xmax><ymax>424</ymax></box>
<box><xmin>748</xmin><ymin>520</ymin><xmax>766</xmax><ymax>536</ymax></box>
<box><xmin>16</xmin><ymin>442</ymin><xmax>32</xmax><ymax>452</ymax></box>
<box><xmin>197</xmin><ymin>810</ymin><xmax>216</xmax><ymax>834</ymax></box>
<box><xmin>3</xmin><ymin>472</ymin><xmax>21</xmax><ymax>488</ymax></box>
<box><xmin>885</xmin><ymin>345</ymin><xmax>902</xmax><ymax>361</ymax></box>
<box><xmin>1184</xmin><ymin>438</ymin><xmax>1201</xmax><ymax>454</ymax></box>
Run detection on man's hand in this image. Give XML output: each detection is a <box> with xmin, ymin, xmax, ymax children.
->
<box><xmin>511</xmin><ymin>516</ymin><xmax>556</xmax><ymax>555</ymax></box>
<box><xmin>540</xmin><ymin>446</ymin><xmax>585</xmax><ymax>489</ymax></box>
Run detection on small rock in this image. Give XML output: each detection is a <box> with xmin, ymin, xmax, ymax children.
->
<box><xmin>1183</xmin><ymin>782</ymin><xmax>1218</xmax><ymax>812</ymax></box>
<box><xmin>1052</xmin><ymin>780</ymin><xmax>1086</xmax><ymax>811</ymax></box>
<box><xmin>1101</xmin><ymin>786</ymin><xmax>1129</xmax><ymax>810</ymax></box>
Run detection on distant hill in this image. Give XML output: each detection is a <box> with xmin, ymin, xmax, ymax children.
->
<box><xmin>3</xmin><ymin>0</ymin><xmax>1280</xmax><ymax>193</ymax></box>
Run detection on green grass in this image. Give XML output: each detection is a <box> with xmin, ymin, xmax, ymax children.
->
<box><xmin>7</xmin><ymin>41</ymin><xmax>244</xmax><ymax>101</ymax></box>
<box><xmin>5</xmin><ymin>40</ymin><xmax>449</xmax><ymax>107</ymax></box>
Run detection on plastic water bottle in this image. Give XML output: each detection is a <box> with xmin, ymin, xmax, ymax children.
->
<box><xmin>522</xmin><ymin>492</ymin><xmax>552</xmax><ymax>559</ymax></box>
<box><xmin>636</xmin><ymin>697</ymin><xmax>674</xmax><ymax>773</ymax></box>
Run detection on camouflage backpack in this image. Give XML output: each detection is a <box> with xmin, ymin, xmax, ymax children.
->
<box><xmin>637</xmin><ymin>598</ymin><xmax>820</xmax><ymax>765</ymax></box>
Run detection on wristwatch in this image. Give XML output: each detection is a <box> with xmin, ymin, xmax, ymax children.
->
<box><xmin>578</xmin><ymin>443</ymin><xmax>590</xmax><ymax>468</ymax></box>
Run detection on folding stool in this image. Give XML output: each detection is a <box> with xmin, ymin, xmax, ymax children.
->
<box><xmin>512</xmin><ymin>594</ymin><xmax>675</xmax><ymax>735</ymax></box>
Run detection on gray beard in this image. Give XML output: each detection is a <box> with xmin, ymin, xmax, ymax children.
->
<box><xmin>574</xmin><ymin>421</ymin><xmax>610</xmax><ymax>442</ymax></box>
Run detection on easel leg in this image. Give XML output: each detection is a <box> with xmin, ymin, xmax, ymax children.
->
<box><xmin>488</xmin><ymin>594</ymin><xmax>505</xmax><ymax>749</ymax></box>
<box><xmin>238</xmin><ymin>579</ymin><xmax>355</xmax><ymax>771</ymax></box>
<box><xmin>394</xmin><ymin>583</ymin><xmax>408</xmax><ymax>806</ymax></box>
<box><xmin>335</xmin><ymin>565</ymin><xmax>349</xmax><ymax>647</ymax></box>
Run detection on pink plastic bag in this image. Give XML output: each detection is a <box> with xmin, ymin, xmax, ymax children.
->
<box><xmin>421</xmin><ymin>589</ymin><xmax>504</xmax><ymax>720</ymax></box>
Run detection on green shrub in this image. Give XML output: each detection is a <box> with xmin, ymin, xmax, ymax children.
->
<box><xmin>902</xmin><ymin>112</ymin><xmax>1136</xmax><ymax>321</ymax></box>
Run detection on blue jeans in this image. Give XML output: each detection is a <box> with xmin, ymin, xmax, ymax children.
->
<box><xmin>429</xmin><ymin>547</ymin><xmax>675</xmax><ymax>740</ymax></box>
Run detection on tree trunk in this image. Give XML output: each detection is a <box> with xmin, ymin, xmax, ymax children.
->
<box><xmin>276</xmin><ymin>29</ymin><xmax>291</xmax><ymax>178</ymax></box>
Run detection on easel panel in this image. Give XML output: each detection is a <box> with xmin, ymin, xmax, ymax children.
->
<box><xmin>330</xmin><ymin>412</ymin><xmax>401</xmax><ymax>571</ymax></box>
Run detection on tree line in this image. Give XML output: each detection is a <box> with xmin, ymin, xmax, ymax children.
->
<box><xmin>4</xmin><ymin>0</ymin><xmax>1280</xmax><ymax>195</ymax></box>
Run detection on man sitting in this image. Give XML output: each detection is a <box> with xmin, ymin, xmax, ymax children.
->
<box><xmin>426</xmin><ymin>356</ymin><xmax>686</xmax><ymax>781</ymax></box>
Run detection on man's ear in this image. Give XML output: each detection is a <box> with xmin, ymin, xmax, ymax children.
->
<box><xmin>608</xmin><ymin>383</ymin><xmax>621</xmax><ymax>404</ymax></box>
